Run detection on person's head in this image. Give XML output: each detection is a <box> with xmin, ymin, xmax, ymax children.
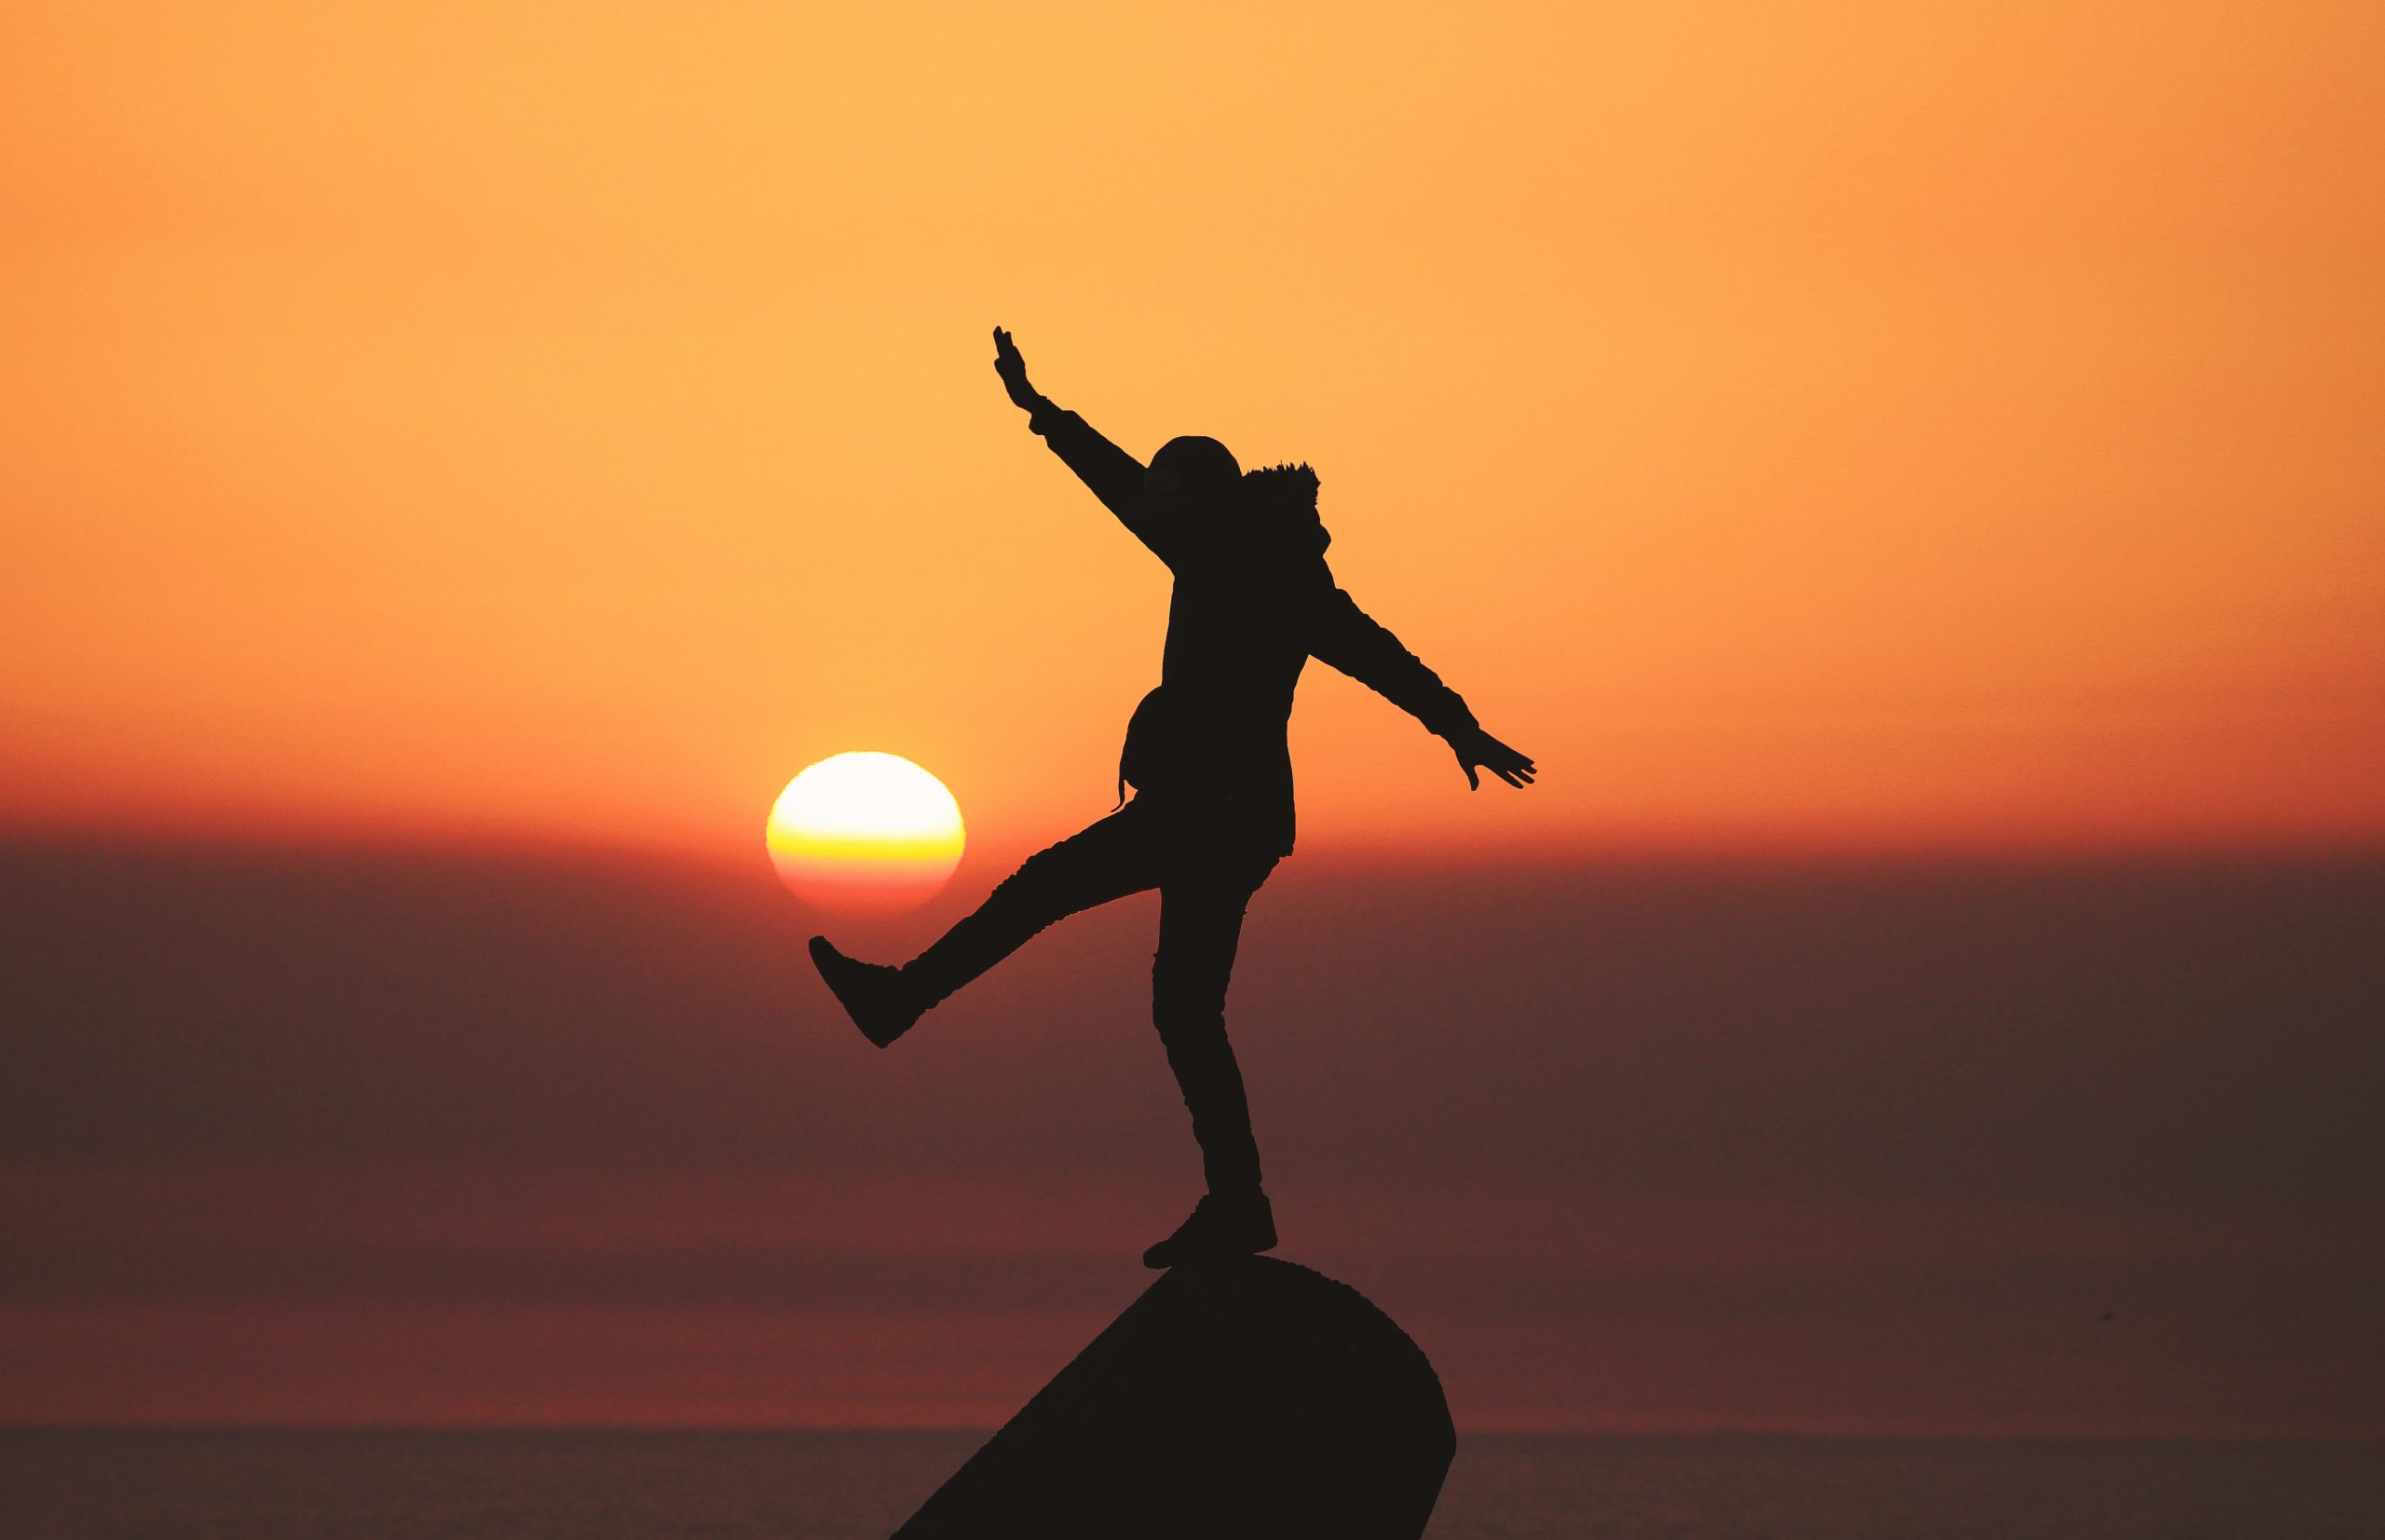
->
<box><xmin>1142</xmin><ymin>435</ymin><xmax>1242</xmax><ymax>515</ymax></box>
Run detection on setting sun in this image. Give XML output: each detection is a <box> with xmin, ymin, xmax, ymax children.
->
<box><xmin>767</xmin><ymin>752</ymin><xmax>965</xmax><ymax>915</ymax></box>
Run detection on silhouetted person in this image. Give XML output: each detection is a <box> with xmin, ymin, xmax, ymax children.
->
<box><xmin>811</xmin><ymin>327</ymin><xmax>1534</xmax><ymax>1268</ymax></box>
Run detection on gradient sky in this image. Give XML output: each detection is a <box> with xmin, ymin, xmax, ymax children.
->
<box><xmin>4</xmin><ymin>2</ymin><xmax>2382</xmax><ymax>1438</ymax></box>
<box><xmin>5</xmin><ymin>0</ymin><xmax>2381</xmax><ymax>862</ymax></box>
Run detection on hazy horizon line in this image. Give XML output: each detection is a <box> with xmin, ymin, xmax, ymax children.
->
<box><xmin>7</xmin><ymin>811</ymin><xmax>2383</xmax><ymax>878</ymax></box>
<box><xmin>6</xmin><ymin>1421</ymin><xmax>2378</xmax><ymax>1446</ymax></box>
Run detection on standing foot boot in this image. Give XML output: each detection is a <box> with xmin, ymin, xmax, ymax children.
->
<box><xmin>809</xmin><ymin>935</ymin><xmax>923</xmax><ymax>1048</ymax></box>
<box><xmin>1140</xmin><ymin>1189</ymin><xmax>1276</xmax><ymax>1270</ymax></box>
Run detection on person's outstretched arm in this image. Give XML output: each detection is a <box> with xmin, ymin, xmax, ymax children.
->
<box><xmin>1309</xmin><ymin>584</ymin><xmax>1537</xmax><ymax>790</ymax></box>
<box><xmin>992</xmin><ymin>327</ymin><xmax>1168</xmax><ymax>558</ymax></box>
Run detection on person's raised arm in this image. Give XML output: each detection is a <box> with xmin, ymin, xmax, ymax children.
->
<box><xmin>993</xmin><ymin>326</ymin><xmax>1168</xmax><ymax>558</ymax></box>
<box><xmin>1308</xmin><ymin>583</ymin><xmax>1537</xmax><ymax>791</ymax></box>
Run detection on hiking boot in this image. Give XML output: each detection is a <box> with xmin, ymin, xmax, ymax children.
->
<box><xmin>1141</xmin><ymin>1190</ymin><xmax>1276</xmax><ymax>1270</ymax></box>
<box><xmin>809</xmin><ymin>935</ymin><xmax>923</xmax><ymax>1048</ymax></box>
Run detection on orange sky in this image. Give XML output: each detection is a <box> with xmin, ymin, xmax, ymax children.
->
<box><xmin>5</xmin><ymin>1</ymin><xmax>2381</xmax><ymax>865</ymax></box>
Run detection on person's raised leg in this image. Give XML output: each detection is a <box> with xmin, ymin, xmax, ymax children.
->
<box><xmin>811</xmin><ymin>804</ymin><xmax>1155</xmax><ymax>1047</ymax></box>
<box><xmin>1138</xmin><ymin>847</ymin><xmax>1281</xmax><ymax>1268</ymax></box>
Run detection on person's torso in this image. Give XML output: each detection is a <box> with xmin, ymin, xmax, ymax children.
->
<box><xmin>1118</xmin><ymin>552</ymin><xmax>1329</xmax><ymax>853</ymax></box>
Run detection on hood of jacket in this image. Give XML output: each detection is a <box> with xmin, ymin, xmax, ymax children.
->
<box><xmin>1231</xmin><ymin>462</ymin><xmax>1330</xmax><ymax>560</ymax></box>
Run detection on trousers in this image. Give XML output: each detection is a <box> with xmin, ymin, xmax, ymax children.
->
<box><xmin>904</xmin><ymin>797</ymin><xmax>1282</xmax><ymax>1195</ymax></box>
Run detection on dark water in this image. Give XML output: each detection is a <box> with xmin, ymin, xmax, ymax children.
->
<box><xmin>2</xmin><ymin>1429</ymin><xmax>2378</xmax><ymax>1539</ymax></box>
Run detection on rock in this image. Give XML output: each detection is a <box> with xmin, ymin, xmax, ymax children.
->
<box><xmin>894</xmin><ymin>1255</ymin><xmax>1454</xmax><ymax>1539</ymax></box>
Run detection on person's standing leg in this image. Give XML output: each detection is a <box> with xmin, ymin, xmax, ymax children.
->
<box><xmin>811</xmin><ymin>804</ymin><xmax>1157</xmax><ymax>1044</ymax></box>
<box><xmin>1139</xmin><ymin>841</ymin><xmax>1281</xmax><ymax>1265</ymax></box>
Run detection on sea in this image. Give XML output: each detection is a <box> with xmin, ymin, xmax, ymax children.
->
<box><xmin>3</xmin><ymin>1429</ymin><xmax>2378</xmax><ymax>1539</ymax></box>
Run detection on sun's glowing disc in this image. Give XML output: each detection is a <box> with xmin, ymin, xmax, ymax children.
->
<box><xmin>767</xmin><ymin>752</ymin><xmax>965</xmax><ymax>915</ymax></box>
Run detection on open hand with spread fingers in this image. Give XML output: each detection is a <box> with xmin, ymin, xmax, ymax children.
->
<box><xmin>1449</xmin><ymin>726</ymin><xmax>1536</xmax><ymax>790</ymax></box>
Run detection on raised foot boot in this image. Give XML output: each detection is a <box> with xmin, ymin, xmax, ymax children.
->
<box><xmin>1140</xmin><ymin>1189</ymin><xmax>1276</xmax><ymax>1270</ymax></box>
<box><xmin>808</xmin><ymin>935</ymin><xmax>923</xmax><ymax>1048</ymax></box>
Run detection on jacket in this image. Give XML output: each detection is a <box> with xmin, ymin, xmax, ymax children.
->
<box><xmin>1029</xmin><ymin>400</ymin><xmax>1477</xmax><ymax>857</ymax></box>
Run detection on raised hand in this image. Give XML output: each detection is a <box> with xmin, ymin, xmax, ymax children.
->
<box><xmin>992</xmin><ymin>326</ymin><xmax>1042</xmax><ymax>413</ymax></box>
<box><xmin>1449</xmin><ymin>726</ymin><xmax>1536</xmax><ymax>791</ymax></box>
